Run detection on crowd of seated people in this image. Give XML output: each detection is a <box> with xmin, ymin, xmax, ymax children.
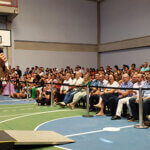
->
<box><xmin>0</xmin><ymin>63</ymin><xmax>150</xmax><ymax>125</ymax></box>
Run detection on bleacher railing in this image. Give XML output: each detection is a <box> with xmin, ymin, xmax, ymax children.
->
<box><xmin>1</xmin><ymin>79</ymin><xmax>150</xmax><ymax>129</ymax></box>
<box><xmin>0</xmin><ymin>0</ymin><xmax>18</xmax><ymax>8</ymax></box>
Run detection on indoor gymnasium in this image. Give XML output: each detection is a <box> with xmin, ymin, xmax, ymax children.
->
<box><xmin>0</xmin><ymin>0</ymin><xmax>150</xmax><ymax>150</ymax></box>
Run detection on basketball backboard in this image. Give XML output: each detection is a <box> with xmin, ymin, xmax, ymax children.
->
<box><xmin>0</xmin><ymin>30</ymin><xmax>11</xmax><ymax>47</ymax></box>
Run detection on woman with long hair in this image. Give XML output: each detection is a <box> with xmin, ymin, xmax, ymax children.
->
<box><xmin>94</xmin><ymin>74</ymin><xmax>119</xmax><ymax>116</ymax></box>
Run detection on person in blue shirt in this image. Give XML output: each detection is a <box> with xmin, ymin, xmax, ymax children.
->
<box><xmin>89</xmin><ymin>73</ymin><xmax>108</xmax><ymax>111</ymax></box>
<box><xmin>111</xmin><ymin>73</ymin><xmax>133</xmax><ymax>120</ymax></box>
<box><xmin>129</xmin><ymin>71</ymin><xmax>150</xmax><ymax>124</ymax></box>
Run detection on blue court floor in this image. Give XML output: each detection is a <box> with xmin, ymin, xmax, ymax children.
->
<box><xmin>36</xmin><ymin>116</ymin><xmax>150</xmax><ymax>150</ymax></box>
<box><xmin>0</xmin><ymin>95</ymin><xmax>35</xmax><ymax>105</ymax></box>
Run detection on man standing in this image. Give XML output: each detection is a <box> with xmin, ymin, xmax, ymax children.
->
<box><xmin>16</xmin><ymin>66</ymin><xmax>22</xmax><ymax>78</ymax></box>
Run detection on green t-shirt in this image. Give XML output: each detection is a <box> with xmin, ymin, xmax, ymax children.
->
<box><xmin>32</xmin><ymin>87</ymin><xmax>37</xmax><ymax>98</ymax></box>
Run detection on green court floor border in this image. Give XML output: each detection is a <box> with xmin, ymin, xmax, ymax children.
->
<box><xmin>0</xmin><ymin>103</ymin><xmax>95</xmax><ymax>150</ymax></box>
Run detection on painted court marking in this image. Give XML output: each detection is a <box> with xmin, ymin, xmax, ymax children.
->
<box><xmin>34</xmin><ymin>116</ymin><xmax>80</xmax><ymax>131</ymax></box>
<box><xmin>65</xmin><ymin>125</ymin><xmax>134</xmax><ymax>138</ymax></box>
<box><xmin>0</xmin><ymin>113</ymin><xmax>31</xmax><ymax>118</ymax></box>
<box><xmin>0</xmin><ymin>100</ymin><xmax>23</xmax><ymax>102</ymax></box>
<box><xmin>0</xmin><ymin>104</ymin><xmax>34</xmax><ymax>110</ymax></box>
<box><xmin>35</xmin><ymin>116</ymin><xmax>134</xmax><ymax>136</ymax></box>
<box><xmin>55</xmin><ymin>146</ymin><xmax>72</xmax><ymax>150</ymax></box>
<box><xmin>35</xmin><ymin>116</ymin><xmax>135</xmax><ymax>150</ymax></box>
<box><xmin>0</xmin><ymin>109</ymin><xmax>76</xmax><ymax>124</ymax></box>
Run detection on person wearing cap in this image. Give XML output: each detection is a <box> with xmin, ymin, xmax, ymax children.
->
<box><xmin>0</xmin><ymin>47</ymin><xmax>8</xmax><ymax>77</ymax></box>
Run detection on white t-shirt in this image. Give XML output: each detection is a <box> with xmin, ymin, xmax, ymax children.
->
<box><xmin>106</xmin><ymin>81</ymin><xmax>119</xmax><ymax>91</ymax></box>
<box><xmin>133</xmin><ymin>81</ymin><xmax>144</xmax><ymax>97</ymax></box>
<box><xmin>71</xmin><ymin>77</ymin><xmax>83</xmax><ymax>90</ymax></box>
<box><xmin>60</xmin><ymin>78</ymin><xmax>72</xmax><ymax>92</ymax></box>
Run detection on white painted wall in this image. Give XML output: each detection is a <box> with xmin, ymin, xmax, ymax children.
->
<box><xmin>100</xmin><ymin>0</ymin><xmax>150</xmax><ymax>43</ymax></box>
<box><xmin>14</xmin><ymin>50</ymin><xmax>97</xmax><ymax>72</ymax></box>
<box><xmin>12</xmin><ymin>0</ymin><xmax>97</xmax><ymax>44</ymax></box>
<box><xmin>100</xmin><ymin>47</ymin><xmax>150</xmax><ymax>69</ymax></box>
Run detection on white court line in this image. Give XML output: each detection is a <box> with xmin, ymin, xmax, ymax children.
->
<box><xmin>34</xmin><ymin>116</ymin><xmax>80</xmax><ymax>150</ymax></box>
<box><xmin>0</xmin><ymin>113</ymin><xmax>31</xmax><ymax>118</ymax></box>
<box><xmin>0</xmin><ymin>105</ymin><xmax>34</xmax><ymax>110</ymax></box>
<box><xmin>66</xmin><ymin>129</ymin><xmax>105</xmax><ymax>138</ymax></box>
<box><xmin>0</xmin><ymin>100</ymin><xmax>22</xmax><ymax>102</ymax></box>
<box><xmin>55</xmin><ymin>146</ymin><xmax>72</xmax><ymax>150</ymax></box>
<box><xmin>0</xmin><ymin>109</ymin><xmax>77</xmax><ymax>118</ymax></box>
<box><xmin>34</xmin><ymin>116</ymin><xmax>80</xmax><ymax>131</ymax></box>
<box><xmin>65</xmin><ymin>125</ymin><xmax>134</xmax><ymax>138</ymax></box>
<box><xmin>0</xmin><ymin>109</ymin><xmax>75</xmax><ymax>124</ymax></box>
<box><xmin>35</xmin><ymin>116</ymin><xmax>134</xmax><ymax>150</ymax></box>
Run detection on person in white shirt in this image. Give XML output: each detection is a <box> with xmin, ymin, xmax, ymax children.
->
<box><xmin>58</xmin><ymin>72</ymin><xmax>83</xmax><ymax>106</ymax></box>
<box><xmin>94</xmin><ymin>74</ymin><xmax>119</xmax><ymax>116</ymax></box>
<box><xmin>57</xmin><ymin>73</ymin><xmax>72</xmax><ymax>102</ymax></box>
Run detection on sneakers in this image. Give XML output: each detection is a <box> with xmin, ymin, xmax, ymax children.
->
<box><xmin>111</xmin><ymin>115</ymin><xmax>121</xmax><ymax>120</ymax></box>
<box><xmin>128</xmin><ymin>118</ymin><xmax>139</xmax><ymax>122</ymax></box>
<box><xmin>58</xmin><ymin>102</ymin><xmax>66</xmax><ymax>107</ymax></box>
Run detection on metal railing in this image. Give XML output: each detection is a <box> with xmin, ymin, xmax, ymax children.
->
<box><xmin>1</xmin><ymin>79</ymin><xmax>150</xmax><ymax>129</ymax></box>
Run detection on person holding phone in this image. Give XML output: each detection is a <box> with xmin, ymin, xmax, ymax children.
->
<box><xmin>0</xmin><ymin>47</ymin><xmax>8</xmax><ymax>77</ymax></box>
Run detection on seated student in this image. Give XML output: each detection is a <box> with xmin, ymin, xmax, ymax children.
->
<box><xmin>129</xmin><ymin>71</ymin><xmax>150</xmax><ymax>124</ymax></box>
<box><xmin>56</xmin><ymin>73</ymin><xmax>72</xmax><ymax>102</ymax></box>
<box><xmin>94</xmin><ymin>74</ymin><xmax>119</xmax><ymax>116</ymax></box>
<box><xmin>58</xmin><ymin>72</ymin><xmax>83</xmax><ymax>107</ymax></box>
<box><xmin>128</xmin><ymin>64</ymin><xmax>137</xmax><ymax>75</ymax></box>
<box><xmin>10</xmin><ymin>82</ymin><xmax>27</xmax><ymax>99</ymax></box>
<box><xmin>14</xmin><ymin>74</ymin><xmax>22</xmax><ymax>93</ymax></box>
<box><xmin>2</xmin><ymin>76</ymin><xmax>16</xmax><ymax>96</ymax></box>
<box><xmin>53</xmin><ymin>78</ymin><xmax>62</xmax><ymax>102</ymax></box>
<box><xmin>141</xmin><ymin>62</ymin><xmax>149</xmax><ymax>74</ymax></box>
<box><xmin>0</xmin><ymin>79</ymin><xmax>3</xmax><ymax>94</ymax></box>
<box><xmin>89</xmin><ymin>73</ymin><xmax>108</xmax><ymax>112</ymax></box>
<box><xmin>111</xmin><ymin>73</ymin><xmax>133</xmax><ymax>120</ymax></box>
<box><xmin>35</xmin><ymin>76</ymin><xmax>45</xmax><ymax>99</ymax></box>
<box><xmin>130</xmin><ymin>74</ymin><xmax>138</xmax><ymax>84</ymax></box>
<box><xmin>36</xmin><ymin>86</ymin><xmax>51</xmax><ymax>106</ymax></box>
<box><xmin>111</xmin><ymin>74</ymin><xmax>144</xmax><ymax>120</ymax></box>
<box><xmin>69</xmin><ymin>74</ymin><xmax>91</xmax><ymax>109</ymax></box>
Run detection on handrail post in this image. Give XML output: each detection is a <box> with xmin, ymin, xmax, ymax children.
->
<box><xmin>134</xmin><ymin>88</ymin><xmax>149</xmax><ymax>129</ymax></box>
<box><xmin>26</xmin><ymin>81</ymin><xmax>29</xmax><ymax>100</ymax></box>
<box><xmin>9</xmin><ymin>80</ymin><xmax>11</xmax><ymax>97</ymax></box>
<box><xmin>83</xmin><ymin>85</ymin><xmax>93</xmax><ymax>117</ymax></box>
<box><xmin>50</xmin><ymin>82</ymin><xmax>53</xmax><ymax>107</ymax></box>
